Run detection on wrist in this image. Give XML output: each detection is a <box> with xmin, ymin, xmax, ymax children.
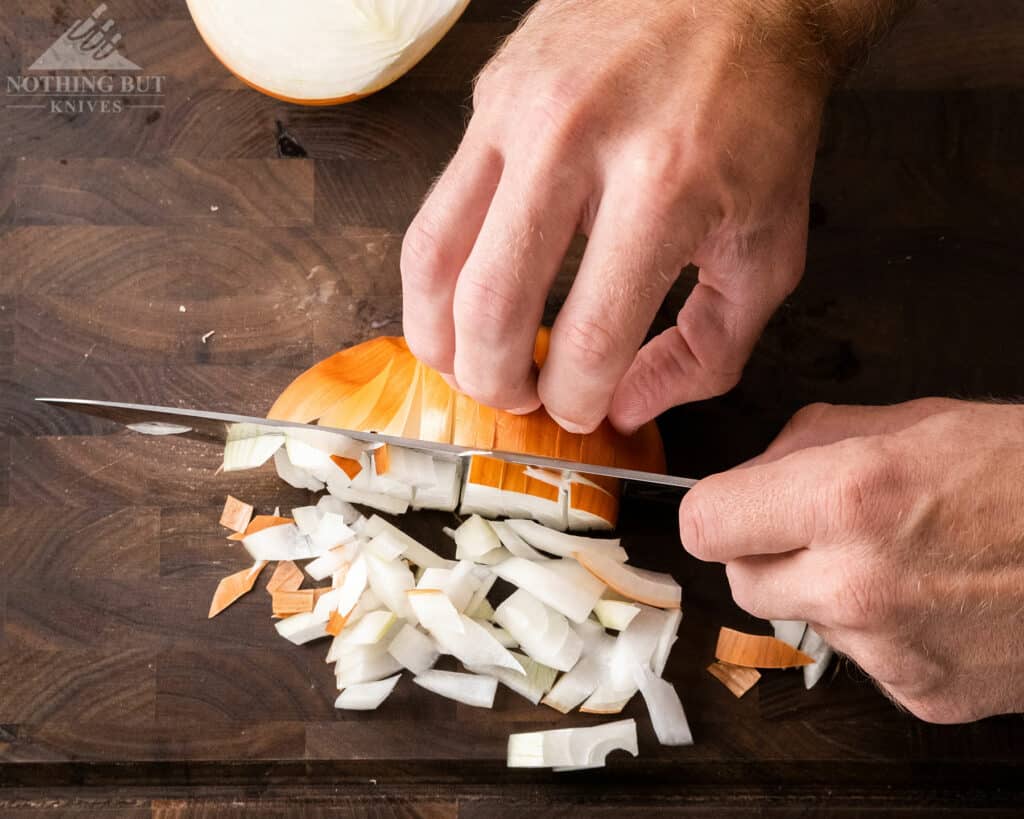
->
<box><xmin>719</xmin><ymin>0</ymin><xmax>916</xmax><ymax>85</ymax></box>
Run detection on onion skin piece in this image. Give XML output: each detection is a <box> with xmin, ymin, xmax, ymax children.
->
<box><xmin>219</xmin><ymin>495</ymin><xmax>254</xmax><ymax>533</ymax></box>
<box><xmin>715</xmin><ymin>627</ymin><xmax>814</xmax><ymax>669</ymax></box>
<box><xmin>226</xmin><ymin>515</ymin><xmax>292</xmax><ymax>542</ymax></box>
<box><xmin>707</xmin><ymin>661</ymin><xmax>761</xmax><ymax>698</ymax></box>
<box><xmin>208</xmin><ymin>560</ymin><xmax>267</xmax><ymax>618</ymax></box>
<box><xmin>266</xmin><ymin>560</ymin><xmax>304</xmax><ymax>594</ymax></box>
<box><xmin>574</xmin><ymin>551</ymin><xmax>681</xmax><ymax>609</ymax></box>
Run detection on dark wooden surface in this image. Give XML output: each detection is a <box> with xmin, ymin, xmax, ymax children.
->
<box><xmin>2</xmin><ymin>0</ymin><xmax>1023</xmax><ymax>815</ymax></box>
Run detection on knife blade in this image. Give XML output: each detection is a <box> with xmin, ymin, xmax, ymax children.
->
<box><xmin>36</xmin><ymin>397</ymin><xmax>699</xmax><ymax>491</ymax></box>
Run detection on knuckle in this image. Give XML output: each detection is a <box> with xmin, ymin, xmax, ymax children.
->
<box><xmin>523</xmin><ymin>76</ymin><xmax>591</xmax><ymax>151</ymax></box>
<box><xmin>555</xmin><ymin>317</ymin><xmax>620</xmax><ymax>372</ymax></box>
<box><xmin>678</xmin><ymin>491</ymin><xmax>717</xmax><ymax>562</ymax></box>
<box><xmin>826</xmin><ymin>443</ymin><xmax>896</xmax><ymax>539</ymax></box>
<box><xmin>790</xmin><ymin>402</ymin><xmax>835</xmax><ymax>433</ymax></box>
<box><xmin>627</xmin><ymin>137</ymin><xmax>691</xmax><ymax>202</ymax></box>
<box><xmin>453</xmin><ymin>277</ymin><xmax>519</xmax><ymax>335</ymax></box>
<box><xmin>401</xmin><ymin>216</ymin><xmax>451</xmax><ymax>287</ymax></box>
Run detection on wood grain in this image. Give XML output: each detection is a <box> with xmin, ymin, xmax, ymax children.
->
<box><xmin>14</xmin><ymin>159</ymin><xmax>314</xmax><ymax>227</ymax></box>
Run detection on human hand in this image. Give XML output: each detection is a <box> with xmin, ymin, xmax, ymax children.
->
<box><xmin>679</xmin><ymin>398</ymin><xmax>1024</xmax><ymax>723</ymax></box>
<box><xmin>402</xmin><ymin>0</ymin><xmax>844</xmax><ymax>433</ymax></box>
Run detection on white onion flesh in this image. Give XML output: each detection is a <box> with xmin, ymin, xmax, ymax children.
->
<box><xmin>506</xmin><ymin>519</ymin><xmax>626</xmax><ymax>562</ymax></box>
<box><xmin>469</xmin><ymin>652</ymin><xmax>557</xmax><ymax>705</ymax></box>
<box><xmin>594</xmin><ymin>599</ymin><xmax>641</xmax><ymax>632</ymax></box>
<box><xmin>799</xmin><ymin>625</ymin><xmax>833</xmax><ymax>689</ymax></box>
<box><xmin>493</xmin><ymin>589</ymin><xmax>582</xmax><ymax>672</ymax></box>
<box><xmin>413</xmin><ymin>669</ymin><xmax>497</xmax><ymax>708</ymax></box>
<box><xmin>490</xmin><ymin>520</ymin><xmax>546</xmax><ymax>560</ymax></box>
<box><xmin>493</xmin><ymin>557</ymin><xmax>605</xmax><ymax>624</ymax></box>
<box><xmin>772</xmin><ymin>619</ymin><xmax>808</xmax><ymax>650</ymax></box>
<box><xmin>507</xmin><ymin>719</ymin><xmax>638</xmax><ymax>769</ymax></box>
<box><xmin>452</xmin><ymin>514</ymin><xmax>502</xmax><ymax>559</ymax></box>
<box><xmin>387</xmin><ymin>623</ymin><xmax>440</xmax><ymax>674</ymax></box>
<box><xmin>334</xmin><ymin>673</ymin><xmax>401</xmax><ymax>710</ymax></box>
<box><xmin>336</xmin><ymin>652</ymin><xmax>404</xmax><ymax>688</ymax></box>
<box><xmin>274</xmin><ymin>447</ymin><xmax>324</xmax><ymax>491</ymax></box>
<box><xmin>632</xmin><ymin>665</ymin><xmax>693</xmax><ymax>746</ymax></box>
<box><xmin>275</xmin><ymin>611</ymin><xmax>331</xmax><ymax>645</ymax></box>
<box><xmin>575</xmin><ymin>551</ymin><xmax>682</xmax><ymax>609</ymax></box>
<box><xmin>406</xmin><ymin>589</ymin><xmax>464</xmax><ymax>634</ymax></box>
<box><xmin>361</xmin><ymin>516</ymin><xmax>453</xmax><ymax>569</ymax></box>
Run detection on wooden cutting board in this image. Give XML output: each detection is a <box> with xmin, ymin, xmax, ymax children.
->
<box><xmin>2</xmin><ymin>0</ymin><xmax>1024</xmax><ymax>814</ymax></box>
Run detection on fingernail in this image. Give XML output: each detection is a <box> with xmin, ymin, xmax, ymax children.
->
<box><xmin>549</xmin><ymin>413</ymin><xmax>594</xmax><ymax>435</ymax></box>
<box><xmin>508</xmin><ymin>403</ymin><xmax>540</xmax><ymax>416</ymax></box>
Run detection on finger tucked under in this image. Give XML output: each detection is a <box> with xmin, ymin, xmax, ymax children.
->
<box><xmin>401</xmin><ymin>127</ymin><xmax>503</xmax><ymax>375</ymax></box>
<box><xmin>538</xmin><ymin>185</ymin><xmax>693</xmax><ymax>433</ymax></box>
<box><xmin>451</xmin><ymin>160</ymin><xmax>585</xmax><ymax>412</ymax></box>
<box><xmin>609</xmin><ymin>223</ymin><xmax>806</xmax><ymax>433</ymax></box>
<box><xmin>724</xmin><ymin>549</ymin><xmax>826</xmax><ymax>623</ymax></box>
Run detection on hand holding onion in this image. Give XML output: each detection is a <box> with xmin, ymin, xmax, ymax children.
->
<box><xmin>680</xmin><ymin>399</ymin><xmax>1024</xmax><ymax>723</ymax></box>
<box><xmin>402</xmin><ymin>0</ymin><xmax>907</xmax><ymax>433</ymax></box>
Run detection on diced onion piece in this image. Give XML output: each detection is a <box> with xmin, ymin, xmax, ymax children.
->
<box><xmin>343</xmin><ymin>609</ymin><xmax>398</xmax><ymax>645</ymax></box>
<box><xmin>472</xmin><ymin>618</ymin><xmax>517</xmax><ymax>648</ymax></box>
<box><xmin>387</xmin><ymin>623</ymin><xmax>440</xmax><ymax>674</ymax></box>
<box><xmin>223</xmin><ymin>424</ymin><xmax>285</xmax><ymax>472</ymax></box>
<box><xmin>715</xmin><ymin>627</ymin><xmax>814</xmax><ymax>668</ymax></box>
<box><xmin>594</xmin><ymin>599</ymin><xmax>641</xmax><ymax>632</ymax></box>
<box><xmin>541</xmin><ymin>654</ymin><xmax>603</xmax><ymax>714</ymax></box>
<box><xmin>413</xmin><ymin>670</ymin><xmax>497</xmax><ymax>709</ymax></box>
<box><xmin>580</xmin><ymin>684</ymin><xmax>636</xmax><ymax>715</ymax></box>
<box><xmin>411</xmin><ymin>458</ymin><xmax>463</xmax><ymax>512</ymax></box>
<box><xmin>334</xmin><ymin>673</ymin><xmax>401</xmax><ymax>711</ymax></box>
<box><xmin>406</xmin><ymin>588</ymin><xmax>464</xmax><ymax>633</ymax></box>
<box><xmin>772</xmin><ymin>619</ymin><xmax>808</xmax><ymax>650</ymax></box>
<box><xmin>208</xmin><ymin>560</ymin><xmax>267</xmax><ymax>618</ymax></box>
<box><xmin>336</xmin><ymin>651</ymin><xmax>403</xmax><ymax>688</ymax></box>
<box><xmin>492</xmin><ymin>557</ymin><xmax>605</xmax><ymax>624</ymax></box>
<box><xmin>493</xmin><ymin>589</ymin><xmax>582</xmax><ymax>672</ymax></box>
<box><xmin>611</xmin><ymin>605</ymin><xmax>672</xmax><ymax>686</ymax></box>
<box><xmin>241</xmin><ymin>521</ymin><xmax>314</xmax><ymax>562</ymax></box>
<box><xmin>374</xmin><ymin>445</ymin><xmax>437</xmax><ymax>488</ymax></box>
<box><xmin>442</xmin><ymin>560</ymin><xmax>482</xmax><ymax>612</ymax></box>
<box><xmin>490</xmin><ymin>520</ymin><xmax>546</xmax><ymax>560</ymax></box>
<box><xmin>706</xmin><ymin>661</ymin><xmax>761</xmax><ymax>698</ymax></box>
<box><xmin>632</xmin><ymin>665</ymin><xmax>693</xmax><ymax>746</ymax></box>
<box><xmin>799</xmin><ymin>625</ymin><xmax>834</xmax><ymax>689</ymax></box>
<box><xmin>416</xmin><ymin>567</ymin><xmax>452</xmax><ymax>590</ymax></box>
<box><xmin>275</xmin><ymin>610</ymin><xmax>330</xmax><ymax>644</ymax></box>
<box><xmin>304</xmin><ymin>541</ymin><xmax>358</xmax><ymax>583</ymax></box>
<box><xmin>467</xmin><ymin>597</ymin><xmax>494</xmax><ymax>620</ymax></box>
<box><xmin>464</xmin><ymin>569</ymin><xmax>496</xmax><ymax>616</ymax></box>
<box><xmin>266</xmin><ymin>560</ymin><xmax>304</xmax><ymax>594</ymax></box>
<box><xmin>361</xmin><ymin>515</ymin><xmax>454</xmax><ymax>569</ymax></box>
<box><xmin>453</xmin><ymin>514</ymin><xmax>501</xmax><ymax>559</ymax></box>
<box><xmin>366</xmin><ymin>554</ymin><xmax>417</xmax><ymax>623</ymax></box>
<box><xmin>506</xmin><ymin>519</ymin><xmax>626</xmax><ymax>562</ymax></box>
<box><xmin>219</xmin><ymin>495</ymin><xmax>254</xmax><ymax>533</ymax></box>
<box><xmin>507</xmin><ymin>719</ymin><xmax>638</xmax><ymax>769</ymax></box>
<box><xmin>291</xmin><ymin>505</ymin><xmax>321</xmax><ymax>535</ymax></box>
<box><xmin>316</xmin><ymin>555</ymin><xmax>368</xmax><ymax>620</ymax></box>
<box><xmin>428</xmin><ymin>614</ymin><xmax>525</xmax><ymax>672</ymax></box>
<box><xmin>469</xmin><ymin>652</ymin><xmax>557</xmax><ymax>705</ymax></box>
<box><xmin>273</xmin><ymin>447</ymin><xmax>324</xmax><ymax>491</ymax></box>
<box><xmin>328</xmin><ymin>486</ymin><xmax>410</xmax><ymax>515</ymax></box>
<box><xmin>574</xmin><ymin>551</ymin><xmax>681</xmax><ymax>609</ymax></box>
<box><xmin>308</xmin><ymin>512</ymin><xmax>358</xmax><ymax>555</ymax></box>
<box><xmin>317</xmin><ymin>495</ymin><xmax>360</xmax><ymax>524</ymax></box>
<box><xmin>652</xmin><ymin>608</ymin><xmax>683</xmax><ymax>678</ymax></box>
<box><xmin>367</xmin><ymin>529</ymin><xmax>408</xmax><ymax>562</ymax></box>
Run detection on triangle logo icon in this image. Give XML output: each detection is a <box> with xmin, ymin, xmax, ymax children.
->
<box><xmin>29</xmin><ymin>3</ymin><xmax>141</xmax><ymax>72</ymax></box>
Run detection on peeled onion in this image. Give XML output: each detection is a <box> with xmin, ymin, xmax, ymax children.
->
<box><xmin>187</xmin><ymin>0</ymin><xmax>471</xmax><ymax>105</ymax></box>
